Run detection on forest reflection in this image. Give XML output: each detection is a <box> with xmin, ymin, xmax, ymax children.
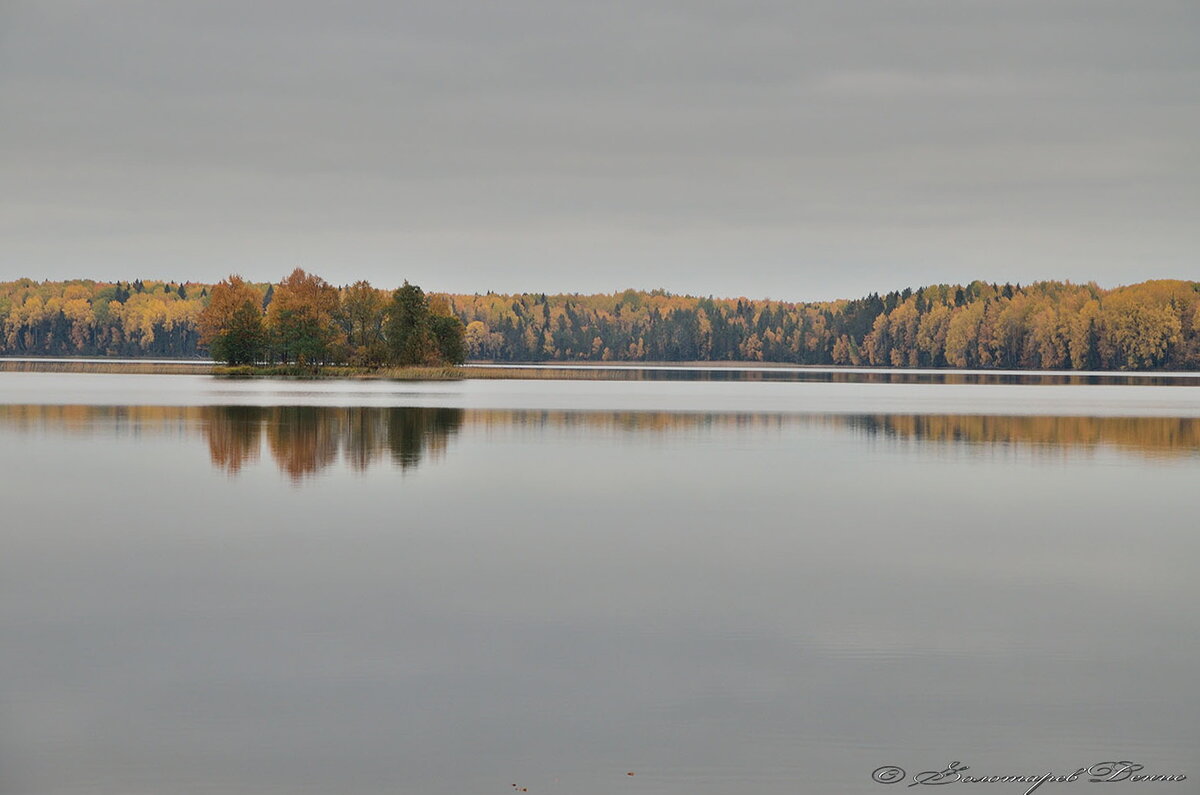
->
<box><xmin>0</xmin><ymin>405</ymin><xmax>1197</xmax><ymax>477</ymax></box>
<box><xmin>206</xmin><ymin>406</ymin><xmax>465</xmax><ymax>478</ymax></box>
<box><xmin>0</xmin><ymin>405</ymin><xmax>464</xmax><ymax>479</ymax></box>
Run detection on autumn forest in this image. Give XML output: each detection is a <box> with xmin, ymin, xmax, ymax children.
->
<box><xmin>2</xmin><ymin>275</ymin><xmax>1198</xmax><ymax>370</ymax></box>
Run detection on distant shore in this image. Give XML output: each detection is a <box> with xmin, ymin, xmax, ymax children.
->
<box><xmin>0</xmin><ymin>358</ymin><xmax>691</xmax><ymax>380</ymax></box>
<box><xmin>0</xmin><ymin>359</ymin><xmax>465</xmax><ymax>379</ymax></box>
<box><xmin>0</xmin><ymin>359</ymin><xmax>826</xmax><ymax>381</ymax></box>
<box><xmin>4</xmin><ymin>357</ymin><xmax>1200</xmax><ymax>385</ymax></box>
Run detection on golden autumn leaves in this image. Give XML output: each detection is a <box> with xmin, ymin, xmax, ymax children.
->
<box><xmin>450</xmin><ymin>280</ymin><xmax>1200</xmax><ymax>370</ymax></box>
<box><xmin>3</xmin><ymin>276</ymin><xmax>1199</xmax><ymax>370</ymax></box>
<box><xmin>197</xmin><ymin>269</ymin><xmax>466</xmax><ymax>367</ymax></box>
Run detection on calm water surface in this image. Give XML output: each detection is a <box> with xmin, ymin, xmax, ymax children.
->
<box><xmin>1</xmin><ymin>371</ymin><xmax>1198</xmax><ymax>794</ymax></box>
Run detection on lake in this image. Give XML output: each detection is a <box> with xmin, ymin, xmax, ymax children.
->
<box><xmin>1</xmin><ymin>370</ymin><xmax>1197</xmax><ymax>794</ymax></box>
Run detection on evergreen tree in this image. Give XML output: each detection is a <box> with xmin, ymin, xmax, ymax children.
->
<box><xmin>432</xmin><ymin>314</ymin><xmax>467</xmax><ymax>364</ymax></box>
<box><xmin>385</xmin><ymin>282</ymin><xmax>434</xmax><ymax>365</ymax></box>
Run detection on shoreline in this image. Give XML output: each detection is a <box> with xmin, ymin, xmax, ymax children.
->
<box><xmin>2</xmin><ymin>357</ymin><xmax>1199</xmax><ymax>382</ymax></box>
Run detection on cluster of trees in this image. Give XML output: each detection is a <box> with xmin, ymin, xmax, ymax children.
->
<box><xmin>3</xmin><ymin>276</ymin><xmax>1198</xmax><ymax>370</ymax></box>
<box><xmin>449</xmin><ymin>280</ymin><xmax>1200</xmax><ymax>370</ymax></box>
<box><xmin>199</xmin><ymin>269</ymin><xmax>466</xmax><ymax>366</ymax></box>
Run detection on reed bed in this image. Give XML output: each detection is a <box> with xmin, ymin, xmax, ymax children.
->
<box><xmin>0</xmin><ymin>359</ymin><xmax>214</xmax><ymax>375</ymax></box>
<box><xmin>463</xmin><ymin>365</ymin><xmax>652</xmax><ymax>380</ymax></box>
<box><xmin>1</xmin><ymin>359</ymin><xmax>652</xmax><ymax>380</ymax></box>
<box><xmin>212</xmin><ymin>365</ymin><xmax>465</xmax><ymax>380</ymax></box>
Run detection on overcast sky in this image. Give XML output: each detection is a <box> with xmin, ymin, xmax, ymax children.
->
<box><xmin>1</xmin><ymin>1</ymin><xmax>1196</xmax><ymax>300</ymax></box>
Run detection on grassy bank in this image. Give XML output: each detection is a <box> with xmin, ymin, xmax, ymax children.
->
<box><xmin>465</xmin><ymin>365</ymin><xmax>659</xmax><ymax>380</ymax></box>
<box><xmin>212</xmin><ymin>364</ymin><xmax>465</xmax><ymax>380</ymax></box>
<box><xmin>1</xmin><ymin>359</ymin><xmax>817</xmax><ymax>380</ymax></box>
<box><xmin>0</xmin><ymin>359</ymin><xmax>215</xmax><ymax>375</ymax></box>
<box><xmin>201</xmin><ymin>363</ymin><xmax>687</xmax><ymax>380</ymax></box>
<box><xmin>0</xmin><ymin>359</ymin><xmax>470</xmax><ymax>380</ymax></box>
<box><xmin>1</xmin><ymin>359</ymin><xmax>662</xmax><ymax>380</ymax></box>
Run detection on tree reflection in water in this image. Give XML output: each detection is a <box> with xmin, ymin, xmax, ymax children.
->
<box><xmin>0</xmin><ymin>405</ymin><xmax>1197</xmax><ymax>478</ymax></box>
<box><xmin>206</xmin><ymin>406</ymin><xmax>465</xmax><ymax>479</ymax></box>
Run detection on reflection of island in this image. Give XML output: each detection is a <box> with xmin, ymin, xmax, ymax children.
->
<box><xmin>205</xmin><ymin>406</ymin><xmax>465</xmax><ymax>478</ymax></box>
<box><xmin>0</xmin><ymin>404</ymin><xmax>464</xmax><ymax>477</ymax></box>
<box><xmin>1</xmin><ymin>406</ymin><xmax>1197</xmax><ymax>477</ymax></box>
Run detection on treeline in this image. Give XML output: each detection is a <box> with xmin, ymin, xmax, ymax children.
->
<box><xmin>0</xmin><ymin>277</ymin><xmax>205</xmax><ymax>357</ymax></box>
<box><xmin>3</xmin><ymin>277</ymin><xmax>1199</xmax><ymax>370</ymax></box>
<box><xmin>450</xmin><ymin>280</ymin><xmax>1200</xmax><ymax>370</ymax></box>
<box><xmin>0</xmin><ymin>269</ymin><xmax>465</xmax><ymax>366</ymax></box>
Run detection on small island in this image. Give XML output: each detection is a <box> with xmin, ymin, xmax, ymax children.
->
<box><xmin>200</xmin><ymin>269</ymin><xmax>466</xmax><ymax>375</ymax></box>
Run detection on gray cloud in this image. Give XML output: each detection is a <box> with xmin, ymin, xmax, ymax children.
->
<box><xmin>2</xmin><ymin>0</ymin><xmax>1197</xmax><ymax>299</ymax></box>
